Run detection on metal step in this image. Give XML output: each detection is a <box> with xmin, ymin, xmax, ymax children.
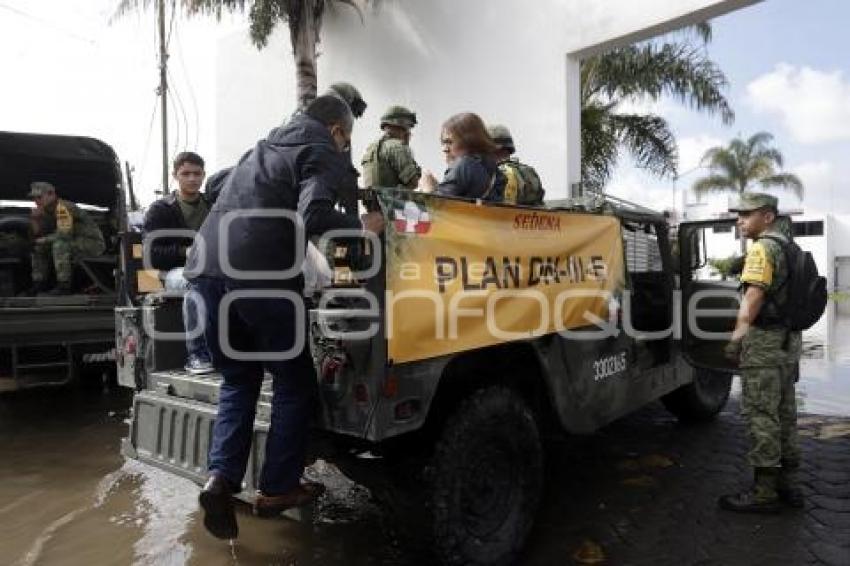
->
<box><xmin>147</xmin><ymin>370</ymin><xmax>273</xmax><ymax>420</ymax></box>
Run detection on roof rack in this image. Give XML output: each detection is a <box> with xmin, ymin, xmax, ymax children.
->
<box><xmin>547</xmin><ymin>190</ymin><xmax>663</xmax><ymax>219</ymax></box>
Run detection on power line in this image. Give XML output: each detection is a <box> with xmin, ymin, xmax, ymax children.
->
<box><xmin>168</xmin><ymin>67</ymin><xmax>190</xmax><ymax>151</ymax></box>
<box><xmin>173</xmin><ymin>18</ymin><xmax>200</xmax><ymax>150</ymax></box>
<box><xmin>0</xmin><ymin>2</ymin><xmax>96</xmax><ymax>45</ymax></box>
<box><xmin>165</xmin><ymin>0</ymin><xmax>177</xmax><ymax>48</ymax></box>
<box><xmin>168</xmin><ymin>89</ymin><xmax>181</xmax><ymax>158</ymax></box>
<box><xmin>138</xmin><ymin>95</ymin><xmax>160</xmax><ymax>193</ymax></box>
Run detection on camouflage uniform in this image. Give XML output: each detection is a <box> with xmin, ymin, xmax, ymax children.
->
<box><xmin>361</xmin><ymin>106</ymin><xmax>421</xmax><ymax>190</ymax></box>
<box><xmin>362</xmin><ymin>134</ymin><xmax>421</xmax><ymax>189</ymax></box>
<box><xmin>487</xmin><ymin>124</ymin><xmax>545</xmax><ymax>205</ymax></box>
<box><xmin>739</xmin><ymin>228</ymin><xmax>802</xmax><ymax>469</ymax></box>
<box><xmin>721</xmin><ymin>192</ymin><xmax>803</xmax><ymax>512</ymax></box>
<box><xmin>32</xmin><ymin>197</ymin><xmax>106</xmax><ymax>286</ymax></box>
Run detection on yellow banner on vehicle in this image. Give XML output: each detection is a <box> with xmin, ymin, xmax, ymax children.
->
<box><xmin>380</xmin><ymin>192</ymin><xmax>625</xmax><ymax>364</ymax></box>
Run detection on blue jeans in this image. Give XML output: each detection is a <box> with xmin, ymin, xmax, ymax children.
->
<box><xmin>163</xmin><ymin>268</ymin><xmax>210</xmax><ymax>364</ymax></box>
<box><xmin>193</xmin><ymin>276</ymin><xmax>317</xmax><ymax>495</ymax></box>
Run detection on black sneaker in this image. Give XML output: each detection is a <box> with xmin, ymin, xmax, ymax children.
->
<box><xmin>185</xmin><ymin>358</ymin><xmax>214</xmax><ymax>375</ymax></box>
<box><xmin>198</xmin><ymin>474</ymin><xmax>238</xmax><ymax>539</ymax></box>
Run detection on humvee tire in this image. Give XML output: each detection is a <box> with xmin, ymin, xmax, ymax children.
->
<box><xmin>430</xmin><ymin>386</ymin><xmax>543</xmax><ymax>566</ymax></box>
<box><xmin>662</xmin><ymin>368</ymin><xmax>732</xmax><ymax>423</ymax></box>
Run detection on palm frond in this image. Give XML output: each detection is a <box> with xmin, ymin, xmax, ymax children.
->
<box><xmin>581</xmin><ymin>101</ymin><xmax>620</xmax><ymax>191</ymax></box>
<box><xmin>760</xmin><ymin>173</ymin><xmax>804</xmax><ymax>199</ymax></box>
<box><xmin>744</xmin><ymin>156</ymin><xmax>778</xmax><ymax>183</ymax></box>
<box><xmin>112</xmin><ymin>0</ymin><xmax>250</xmax><ymax>23</ymax></box>
<box><xmin>693</xmin><ymin>175</ymin><xmax>736</xmax><ymax>195</ymax></box>
<box><xmin>747</xmin><ymin>131</ymin><xmax>774</xmax><ymax>151</ymax></box>
<box><xmin>584</xmin><ymin>42</ymin><xmax>734</xmax><ymax>125</ymax></box>
<box><xmin>611</xmin><ymin>113</ymin><xmax>678</xmax><ymax>179</ymax></box>
<box><xmin>700</xmin><ymin>146</ymin><xmax>740</xmax><ymax>180</ymax></box>
<box><xmin>693</xmin><ymin>21</ymin><xmax>712</xmax><ymax>43</ymax></box>
<box><xmin>751</xmin><ymin>147</ymin><xmax>784</xmax><ymax>168</ymax></box>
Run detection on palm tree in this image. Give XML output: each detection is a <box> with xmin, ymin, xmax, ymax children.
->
<box><xmin>693</xmin><ymin>131</ymin><xmax>803</xmax><ymax>253</ymax></box>
<box><xmin>114</xmin><ymin>0</ymin><xmax>369</xmax><ymax>107</ymax></box>
<box><xmin>581</xmin><ymin>24</ymin><xmax>734</xmax><ymax>191</ymax></box>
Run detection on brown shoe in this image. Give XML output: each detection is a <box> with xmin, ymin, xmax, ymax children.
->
<box><xmin>253</xmin><ymin>481</ymin><xmax>325</xmax><ymax>518</ymax></box>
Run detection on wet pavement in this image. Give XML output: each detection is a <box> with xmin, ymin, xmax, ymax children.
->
<box><xmin>1</xmin><ymin>341</ymin><xmax>849</xmax><ymax>565</ymax></box>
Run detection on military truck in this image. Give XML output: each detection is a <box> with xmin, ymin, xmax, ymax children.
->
<box><xmin>117</xmin><ymin>189</ymin><xmax>739</xmax><ymax>565</ymax></box>
<box><xmin>0</xmin><ymin>131</ymin><xmax>128</xmax><ymax>392</ymax></box>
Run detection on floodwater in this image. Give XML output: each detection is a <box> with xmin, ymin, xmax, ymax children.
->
<box><xmin>1</xmin><ymin>320</ymin><xmax>849</xmax><ymax>565</ymax></box>
<box><xmin>0</xmin><ymin>385</ymin><xmax>401</xmax><ymax>566</ymax></box>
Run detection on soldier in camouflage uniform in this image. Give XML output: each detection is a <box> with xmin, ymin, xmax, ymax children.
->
<box><xmin>361</xmin><ymin>106</ymin><xmax>421</xmax><ymax>190</ymax></box>
<box><xmin>721</xmin><ymin>192</ymin><xmax>803</xmax><ymax>514</ymax></box>
<box><xmin>487</xmin><ymin>124</ymin><xmax>545</xmax><ymax>206</ymax></box>
<box><xmin>28</xmin><ymin>181</ymin><xmax>106</xmax><ymax>295</ymax></box>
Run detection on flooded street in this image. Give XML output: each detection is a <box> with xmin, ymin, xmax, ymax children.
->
<box><xmin>0</xmin><ymin>387</ymin><xmax>398</xmax><ymax>566</ymax></box>
<box><xmin>1</xmin><ymin>322</ymin><xmax>849</xmax><ymax>565</ymax></box>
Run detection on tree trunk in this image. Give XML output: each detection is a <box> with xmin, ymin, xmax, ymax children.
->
<box><xmin>288</xmin><ymin>0</ymin><xmax>325</xmax><ymax>109</ymax></box>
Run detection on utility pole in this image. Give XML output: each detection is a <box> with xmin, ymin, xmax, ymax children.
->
<box><xmin>157</xmin><ymin>0</ymin><xmax>169</xmax><ymax>195</ymax></box>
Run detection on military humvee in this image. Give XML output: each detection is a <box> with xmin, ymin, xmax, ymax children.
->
<box><xmin>0</xmin><ymin>131</ymin><xmax>128</xmax><ymax>392</ymax></box>
<box><xmin>117</xmin><ymin>189</ymin><xmax>739</xmax><ymax>565</ymax></box>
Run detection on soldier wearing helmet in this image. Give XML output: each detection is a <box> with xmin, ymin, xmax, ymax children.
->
<box><xmin>326</xmin><ymin>82</ymin><xmax>367</xmax><ymax>118</ymax></box>
<box><xmin>487</xmin><ymin>124</ymin><xmax>545</xmax><ymax>206</ymax></box>
<box><xmin>361</xmin><ymin>105</ymin><xmax>422</xmax><ymax>190</ymax></box>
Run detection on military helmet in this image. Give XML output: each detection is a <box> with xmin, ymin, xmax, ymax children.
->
<box><xmin>326</xmin><ymin>82</ymin><xmax>367</xmax><ymax>118</ymax></box>
<box><xmin>380</xmin><ymin>105</ymin><xmax>417</xmax><ymax>130</ymax></box>
<box><xmin>487</xmin><ymin>124</ymin><xmax>515</xmax><ymax>154</ymax></box>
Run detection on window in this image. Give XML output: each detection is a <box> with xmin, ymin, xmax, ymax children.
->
<box><xmin>713</xmin><ymin>225</ymin><xmax>733</xmax><ymax>233</ymax></box>
<box><xmin>793</xmin><ymin>221</ymin><xmax>824</xmax><ymax>237</ymax></box>
<box><xmin>623</xmin><ymin>223</ymin><xmax>663</xmax><ymax>273</ymax></box>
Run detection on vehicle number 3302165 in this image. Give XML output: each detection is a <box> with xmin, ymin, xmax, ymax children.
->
<box><xmin>592</xmin><ymin>352</ymin><xmax>628</xmax><ymax>382</ymax></box>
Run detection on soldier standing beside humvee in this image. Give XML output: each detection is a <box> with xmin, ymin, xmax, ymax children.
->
<box><xmin>721</xmin><ymin>193</ymin><xmax>804</xmax><ymax>513</ymax></box>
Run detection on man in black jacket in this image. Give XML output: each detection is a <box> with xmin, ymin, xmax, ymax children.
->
<box><xmin>186</xmin><ymin>95</ymin><xmax>384</xmax><ymax>540</ymax></box>
<box><xmin>143</xmin><ymin>151</ymin><xmax>213</xmax><ymax>375</ymax></box>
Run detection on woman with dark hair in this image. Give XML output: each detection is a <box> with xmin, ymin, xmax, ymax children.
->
<box><xmin>420</xmin><ymin>112</ymin><xmax>505</xmax><ymax>201</ymax></box>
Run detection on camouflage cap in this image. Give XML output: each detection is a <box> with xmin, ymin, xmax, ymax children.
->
<box><xmin>326</xmin><ymin>82</ymin><xmax>367</xmax><ymax>118</ymax></box>
<box><xmin>28</xmin><ymin>181</ymin><xmax>56</xmax><ymax>198</ymax></box>
<box><xmin>729</xmin><ymin>192</ymin><xmax>779</xmax><ymax>213</ymax></box>
<box><xmin>380</xmin><ymin>105</ymin><xmax>417</xmax><ymax>130</ymax></box>
<box><xmin>487</xmin><ymin>124</ymin><xmax>515</xmax><ymax>154</ymax></box>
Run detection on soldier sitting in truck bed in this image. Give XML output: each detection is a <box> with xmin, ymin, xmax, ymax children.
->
<box><xmin>26</xmin><ymin>181</ymin><xmax>105</xmax><ymax>295</ymax></box>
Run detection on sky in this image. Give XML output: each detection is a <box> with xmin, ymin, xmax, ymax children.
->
<box><xmin>0</xmin><ymin>0</ymin><xmax>848</xmax><ymax>215</ymax></box>
<box><xmin>605</xmin><ymin>0</ymin><xmax>850</xmax><ymax>217</ymax></box>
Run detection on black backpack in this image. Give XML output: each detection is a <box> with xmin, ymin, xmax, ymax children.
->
<box><xmin>760</xmin><ymin>235</ymin><xmax>827</xmax><ymax>331</ymax></box>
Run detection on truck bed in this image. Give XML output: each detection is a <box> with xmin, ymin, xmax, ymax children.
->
<box><xmin>0</xmin><ymin>293</ymin><xmax>117</xmax><ymax>391</ymax></box>
<box><xmin>0</xmin><ymin>294</ymin><xmax>115</xmax><ymax>344</ymax></box>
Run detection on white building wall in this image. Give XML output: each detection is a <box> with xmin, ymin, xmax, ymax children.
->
<box><xmin>214</xmin><ymin>0</ymin><xmax>759</xmax><ymax>197</ymax></box>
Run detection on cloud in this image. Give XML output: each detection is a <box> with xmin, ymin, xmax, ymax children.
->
<box><xmin>606</xmin><ymin>169</ymin><xmax>677</xmax><ymax>212</ymax></box>
<box><xmin>677</xmin><ymin>135</ymin><xmax>723</xmax><ymax>174</ymax></box>
<box><xmin>791</xmin><ymin>160</ymin><xmax>838</xmax><ymax>214</ymax></box>
<box><xmin>746</xmin><ymin>64</ymin><xmax>850</xmax><ymax>144</ymax></box>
